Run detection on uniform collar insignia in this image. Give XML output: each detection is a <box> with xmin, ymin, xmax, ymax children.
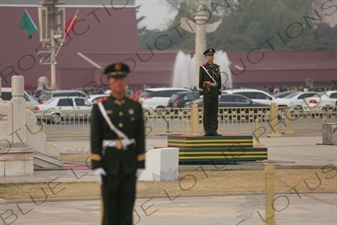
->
<box><xmin>207</xmin><ymin>62</ymin><xmax>214</xmax><ymax>66</ymax></box>
<box><xmin>111</xmin><ymin>95</ymin><xmax>127</xmax><ymax>106</ymax></box>
<box><xmin>113</xmin><ymin>99</ymin><xmax>125</xmax><ymax>106</ymax></box>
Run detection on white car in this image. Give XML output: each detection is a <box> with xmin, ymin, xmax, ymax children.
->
<box><xmin>140</xmin><ymin>87</ymin><xmax>190</xmax><ymax>113</ymax></box>
<box><xmin>222</xmin><ymin>89</ymin><xmax>290</xmax><ymax>107</ymax></box>
<box><xmin>88</xmin><ymin>94</ymin><xmax>109</xmax><ymax>103</ymax></box>
<box><xmin>34</xmin><ymin>96</ymin><xmax>92</xmax><ymax>124</ymax></box>
<box><xmin>302</xmin><ymin>91</ymin><xmax>337</xmax><ymax>111</ymax></box>
<box><xmin>279</xmin><ymin>91</ymin><xmax>319</xmax><ymax>108</ymax></box>
<box><xmin>37</xmin><ymin>89</ymin><xmax>89</xmax><ymax>104</ymax></box>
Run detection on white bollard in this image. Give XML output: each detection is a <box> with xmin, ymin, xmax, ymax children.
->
<box><xmin>138</xmin><ymin>148</ymin><xmax>179</xmax><ymax>181</ymax></box>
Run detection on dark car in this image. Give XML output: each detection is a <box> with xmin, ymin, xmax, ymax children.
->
<box><xmin>185</xmin><ymin>94</ymin><xmax>270</xmax><ymax>122</ymax></box>
<box><xmin>167</xmin><ymin>91</ymin><xmax>200</xmax><ymax>108</ymax></box>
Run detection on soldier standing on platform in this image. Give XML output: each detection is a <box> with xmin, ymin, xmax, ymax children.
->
<box><xmin>90</xmin><ymin>63</ymin><xmax>146</xmax><ymax>225</ymax></box>
<box><xmin>198</xmin><ymin>48</ymin><xmax>222</xmax><ymax>136</ymax></box>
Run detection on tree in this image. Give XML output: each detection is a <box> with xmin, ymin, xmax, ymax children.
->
<box><xmin>139</xmin><ymin>0</ymin><xmax>336</xmax><ymax>51</ymax></box>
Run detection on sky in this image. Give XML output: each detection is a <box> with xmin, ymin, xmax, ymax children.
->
<box><xmin>136</xmin><ymin>0</ymin><xmax>177</xmax><ymax>31</ymax></box>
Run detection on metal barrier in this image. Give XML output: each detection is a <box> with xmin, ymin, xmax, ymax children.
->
<box><xmin>33</xmin><ymin>110</ymin><xmax>91</xmax><ymax>137</ymax></box>
<box><xmin>278</xmin><ymin>106</ymin><xmax>337</xmax><ymax>133</ymax></box>
<box><xmin>32</xmin><ymin>106</ymin><xmax>337</xmax><ymax>137</ymax></box>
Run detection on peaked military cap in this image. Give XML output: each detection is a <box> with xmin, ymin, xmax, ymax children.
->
<box><xmin>104</xmin><ymin>63</ymin><xmax>130</xmax><ymax>77</ymax></box>
<box><xmin>203</xmin><ymin>48</ymin><xmax>216</xmax><ymax>55</ymax></box>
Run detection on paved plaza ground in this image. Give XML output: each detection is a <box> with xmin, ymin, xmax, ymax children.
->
<box><xmin>0</xmin><ymin>133</ymin><xmax>336</xmax><ymax>224</ymax></box>
<box><xmin>0</xmin><ymin>194</ymin><xmax>336</xmax><ymax>225</ymax></box>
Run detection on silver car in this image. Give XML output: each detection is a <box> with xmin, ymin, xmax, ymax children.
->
<box><xmin>34</xmin><ymin>96</ymin><xmax>92</xmax><ymax>124</ymax></box>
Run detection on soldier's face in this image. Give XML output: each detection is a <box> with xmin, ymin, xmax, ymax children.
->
<box><xmin>107</xmin><ymin>76</ymin><xmax>127</xmax><ymax>93</ymax></box>
<box><xmin>206</xmin><ymin>54</ymin><xmax>214</xmax><ymax>63</ymax></box>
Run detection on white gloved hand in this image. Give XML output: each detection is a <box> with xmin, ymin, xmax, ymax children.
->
<box><xmin>218</xmin><ymin>95</ymin><xmax>221</xmax><ymax>100</ymax></box>
<box><xmin>93</xmin><ymin>168</ymin><xmax>106</xmax><ymax>185</ymax></box>
<box><xmin>200</xmin><ymin>95</ymin><xmax>204</xmax><ymax>99</ymax></box>
<box><xmin>136</xmin><ymin>169</ymin><xmax>144</xmax><ymax>180</ymax></box>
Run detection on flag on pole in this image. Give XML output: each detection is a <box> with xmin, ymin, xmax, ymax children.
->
<box><xmin>65</xmin><ymin>9</ymin><xmax>79</xmax><ymax>39</ymax></box>
<box><xmin>18</xmin><ymin>9</ymin><xmax>38</xmax><ymax>39</ymax></box>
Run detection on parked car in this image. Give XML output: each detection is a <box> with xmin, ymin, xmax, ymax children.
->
<box><xmin>140</xmin><ymin>87</ymin><xmax>190</xmax><ymax>114</ymax></box>
<box><xmin>280</xmin><ymin>91</ymin><xmax>319</xmax><ymax>108</ymax></box>
<box><xmin>222</xmin><ymin>89</ymin><xmax>290</xmax><ymax>107</ymax></box>
<box><xmin>185</xmin><ymin>94</ymin><xmax>270</xmax><ymax>122</ymax></box>
<box><xmin>1</xmin><ymin>87</ymin><xmax>39</xmax><ymax>109</ymax></box>
<box><xmin>167</xmin><ymin>91</ymin><xmax>200</xmax><ymax>108</ymax></box>
<box><xmin>88</xmin><ymin>94</ymin><xmax>109</xmax><ymax>103</ymax></box>
<box><xmin>38</xmin><ymin>90</ymin><xmax>89</xmax><ymax>104</ymax></box>
<box><xmin>165</xmin><ymin>90</ymin><xmax>200</xmax><ymax>116</ymax></box>
<box><xmin>34</xmin><ymin>97</ymin><xmax>92</xmax><ymax>124</ymax></box>
<box><xmin>186</xmin><ymin>93</ymin><xmax>269</xmax><ymax>107</ymax></box>
<box><xmin>302</xmin><ymin>91</ymin><xmax>337</xmax><ymax>112</ymax></box>
<box><xmin>273</xmin><ymin>91</ymin><xmax>294</xmax><ymax>98</ymax></box>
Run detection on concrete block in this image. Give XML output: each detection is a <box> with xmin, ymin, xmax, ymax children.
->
<box><xmin>0</xmin><ymin>150</ymin><xmax>33</xmax><ymax>161</ymax></box>
<box><xmin>5</xmin><ymin>160</ymin><xmax>33</xmax><ymax>176</ymax></box>
<box><xmin>322</xmin><ymin>123</ymin><xmax>337</xmax><ymax>145</ymax></box>
<box><xmin>139</xmin><ymin>147</ymin><xmax>179</xmax><ymax>181</ymax></box>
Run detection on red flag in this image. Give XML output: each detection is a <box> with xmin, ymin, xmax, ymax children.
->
<box><xmin>65</xmin><ymin>10</ymin><xmax>79</xmax><ymax>39</ymax></box>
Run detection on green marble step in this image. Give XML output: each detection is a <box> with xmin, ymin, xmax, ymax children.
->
<box><xmin>166</xmin><ymin>135</ymin><xmax>268</xmax><ymax>164</ymax></box>
<box><xmin>179</xmin><ymin>147</ymin><xmax>267</xmax><ymax>161</ymax></box>
<box><xmin>168</xmin><ymin>134</ymin><xmax>253</xmax><ymax>147</ymax></box>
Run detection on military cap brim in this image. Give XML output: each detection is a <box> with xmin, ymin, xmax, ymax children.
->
<box><xmin>104</xmin><ymin>63</ymin><xmax>130</xmax><ymax>77</ymax></box>
<box><xmin>203</xmin><ymin>48</ymin><xmax>216</xmax><ymax>55</ymax></box>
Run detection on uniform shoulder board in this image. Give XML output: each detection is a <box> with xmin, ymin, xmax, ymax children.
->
<box><xmin>93</xmin><ymin>97</ymin><xmax>108</xmax><ymax>104</ymax></box>
<box><xmin>214</xmin><ymin>63</ymin><xmax>220</xmax><ymax>67</ymax></box>
<box><xmin>128</xmin><ymin>96</ymin><xmax>141</xmax><ymax>104</ymax></box>
<box><xmin>201</xmin><ymin>63</ymin><xmax>206</xmax><ymax>67</ymax></box>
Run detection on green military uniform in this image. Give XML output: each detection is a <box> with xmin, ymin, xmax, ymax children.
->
<box><xmin>198</xmin><ymin>48</ymin><xmax>222</xmax><ymax>136</ymax></box>
<box><xmin>90</xmin><ymin>63</ymin><xmax>145</xmax><ymax>225</ymax></box>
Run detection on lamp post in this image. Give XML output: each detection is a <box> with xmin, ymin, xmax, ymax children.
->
<box><xmin>38</xmin><ymin>0</ymin><xmax>65</xmax><ymax>90</ymax></box>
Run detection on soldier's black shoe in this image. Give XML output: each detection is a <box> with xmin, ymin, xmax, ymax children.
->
<box><xmin>203</xmin><ymin>133</ymin><xmax>212</xmax><ymax>136</ymax></box>
<box><xmin>212</xmin><ymin>132</ymin><xmax>222</xmax><ymax>136</ymax></box>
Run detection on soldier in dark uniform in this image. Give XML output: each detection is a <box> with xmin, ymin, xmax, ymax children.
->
<box><xmin>90</xmin><ymin>62</ymin><xmax>145</xmax><ymax>225</ymax></box>
<box><xmin>198</xmin><ymin>48</ymin><xmax>222</xmax><ymax>136</ymax></box>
